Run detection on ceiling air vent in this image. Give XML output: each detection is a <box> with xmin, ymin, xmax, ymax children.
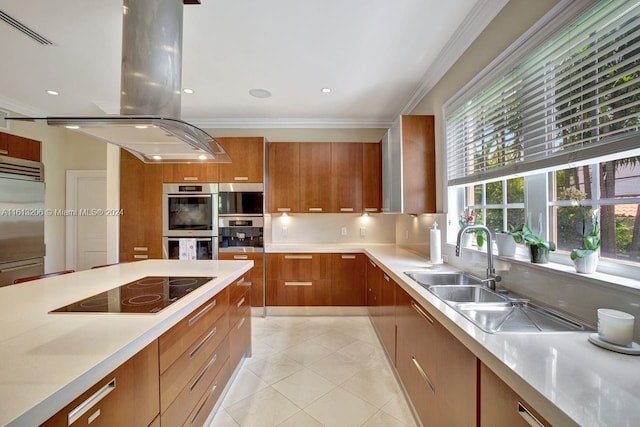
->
<box><xmin>0</xmin><ymin>10</ymin><xmax>54</xmax><ymax>45</ymax></box>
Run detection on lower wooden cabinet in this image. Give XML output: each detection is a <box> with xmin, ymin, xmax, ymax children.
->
<box><xmin>379</xmin><ymin>271</ymin><xmax>397</xmax><ymax>364</ymax></box>
<box><xmin>266</xmin><ymin>253</ymin><xmax>332</xmax><ymax>306</ymax></box>
<box><xmin>331</xmin><ymin>253</ymin><xmax>366</xmax><ymax>305</ymax></box>
<box><xmin>42</xmin><ymin>341</ymin><xmax>159</xmax><ymax>427</ymax></box>
<box><xmin>480</xmin><ymin>363</ymin><xmax>549</xmax><ymax>427</ymax></box>
<box><xmin>219</xmin><ymin>253</ymin><xmax>264</xmax><ymax>307</ymax></box>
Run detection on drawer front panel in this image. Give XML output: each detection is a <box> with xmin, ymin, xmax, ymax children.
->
<box><xmin>159</xmin><ymin>288</ymin><xmax>229</xmax><ymax>373</ymax></box>
<box><xmin>229</xmin><ymin>287</ymin><xmax>250</xmax><ymax>327</ymax></box>
<box><xmin>228</xmin><ymin>272</ymin><xmax>251</xmax><ymax>307</ymax></box>
<box><xmin>267</xmin><ymin>279</ymin><xmax>332</xmax><ymax>306</ymax></box>
<box><xmin>162</xmin><ymin>339</ymin><xmax>230</xmax><ymax>427</ymax></box>
<box><xmin>183</xmin><ymin>359</ymin><xmax>232</xmax><ymax>427</ymax></box>
<box><xmin>229</xmin><ymin>308</ymin><xmax>252</xmax><ymax>368</ymax></box>
<box><xmin>160</xmin><ymin>312</ymin><xmax>230</xmax><ymax>411</ymax></box>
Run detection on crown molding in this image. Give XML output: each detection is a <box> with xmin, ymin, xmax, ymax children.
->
<box><xmin>399</xmin><ymin>0</ymin><xmax>509</xmax><ymax>116</ymax></box>
<box><xmin>0</xmin><ymin>95</ymin><xmax>47</xmax><ymax>117</ymax></box>
<box><xmin>186</xmin><ymin>117</ymin><xmax>395</xmax><ymax>129</ymax></box>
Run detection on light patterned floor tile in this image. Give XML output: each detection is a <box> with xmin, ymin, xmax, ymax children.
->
<box><xmin>244</xmin><ymin>353</ymin><xmax>304</xmax><ymax>384</ymax></box>
<box><xmin>221</xmin><ymin>369</ymin><xmax>270</xmax><ymax>408</ymax></box>
<box><xmin>225</xmin><ymin>387</ymin><xmax>300</xmax><ymax>427</ymax></box>
<box><xmin>340</xmin><ymin>366</ymin><xmax>402</xmax><ymax>408</ymax></box>
<box><xmin>272</xmin><ymin>368</ymin><xmax>336</xmax><ymax>408</ymax></box>
<box><xmin>309</xmin><ymin>330</ymin><xmax>358</xmax><ymax>352</ymax></box>
<box><xmin>308</xmin><ymin>352</ymin><xmax>364</xmax><ymax>385</ymax></box>
<box><xmin>361</xmin><ymin>410</ymin><xmax>412</xmax><ymax>427</ymax></box>
<box><xmin>381</xmin><ymin>394</ymin><xmax>419</xmax><ymax>426</ymax></box>
<box><xmin>304</xmin><ymin>387</ymin><xmax>378</xmax><ymax>427</ymax></box>
<box><xmin>284</xmin><ymin>340</ymin><xmax>334</xmax><ymax>366</ymax></box>
<box><xmin>249</xmin><ymin>337</ymin><xmax>280</xmax><ymax>359</ymax></box>
<box><xmin>337</xmin><ymin>339</ymin><xmax>385</xmax><ymax>364</ymax></box>
<box><xmin>260</xmin><ymin>329</ymin><xmax>312</xmax><ymax>351</ymax></box>
<box><xmin>208</xmin><ymin>408</ymin><xmax>240</xmax><ymax>427</ymax></box>
<box><xmin>276</xmin><ymin>410</ymin><xmax>324</xmax><ymax>427</ymax></box>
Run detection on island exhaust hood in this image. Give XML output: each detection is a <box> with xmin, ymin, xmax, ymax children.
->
<box><xmin>8</xmin><ymin>0</ymin><xmax>230</xmax><ymax>164</ymax></box>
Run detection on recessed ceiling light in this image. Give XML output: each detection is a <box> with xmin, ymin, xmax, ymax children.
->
<box><xmin>152</xmin><ymin>155</ymin><xmax>162</xmax><ymax>160</ymax></box>
<box><xmin>183</xmin><ymin>88</ymin><xmax>194</xmax><ymax>94</ymax></box>
<box><xmin>320</xmin><ymin>88</ymin><xmax>332</xmax><ymax>94</ymax></box>
<box><xmin>46</xmin><ymin>90</ymin><xmax>59</xmax><ymax>96</ymax></box>
<box><xmin>249</xmin><ymin>88</ymin><xmax>272</xmax><ymax>99</ymax></box>
<box><xmin>135</xmin><ymin>125</ymin><xmax>149</xmax><ymax>129</ymax></box>
<box><xmin>65</xmin><ymin>125</ymin><xmax>79</xmax><ymax>129</ymax></box>
<box><xmin>198</xmin><ymin>154</ymin><xmax>208</xmax><ymax>160</ymax></box>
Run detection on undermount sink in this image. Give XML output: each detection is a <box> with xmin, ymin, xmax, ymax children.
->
<box><xmin>429</xmin><ymin>285</ymin><xmax>509</xmax><ymax>304</ymax></box>
<box><xmin>404</xmin><ymin>272</ymin><xmax>483</xmax><ymax>287</ymax></box>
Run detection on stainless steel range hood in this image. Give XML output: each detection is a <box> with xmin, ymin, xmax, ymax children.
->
<box><xmin>8</xmin><ymin>0</ymin><xmax>230</xmax><ymax>164</ymax></box>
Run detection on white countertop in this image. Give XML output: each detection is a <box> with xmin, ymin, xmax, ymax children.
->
<box><xmin>0</xmin><ymin>260</ymin><xmax>252</xmax><ymax>427</ymax></box>
<box><xmin>267</xmin><ymin>243</ymin><xmax>640</xmax><ymax>427</ymax></box>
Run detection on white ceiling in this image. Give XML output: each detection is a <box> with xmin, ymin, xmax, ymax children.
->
<box><xmin>0</xmin><ymin>0</ymin><xmax>506</xmax><ymax>128</ymax></box>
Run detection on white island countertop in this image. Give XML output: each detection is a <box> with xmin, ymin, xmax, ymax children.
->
<box><xmin>267</xmin><ymin>243</ymin><xmax>640</xmax><ymax>427</ymax></box>
<box><xmin>0</xmin><ymin>259</ymin><xmax>252</xmax><ymax>427</ymax></box>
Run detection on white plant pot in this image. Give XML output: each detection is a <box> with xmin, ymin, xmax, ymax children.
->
<box><xmin>496</xmin><ymin>233</ymin><xmax>516</xmax><ymax>257</ymax></box>
<box><xmin>460</xmin><ymin>232</ymin><xmax>473</xmax><ymax>248</ymax></box>
<box><xmin>573</xmin><ymin>251</ymin><xmax>599</xmax><ymax>274</ymax></box>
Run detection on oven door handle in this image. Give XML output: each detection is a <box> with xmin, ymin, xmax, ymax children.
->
<box><xmin>166</xmin><ymin>238</ymin><xmax>214</xmax><ymax>242</ymax></box>
<box><xmin>167</xmin><ymin>194</ymin><xmax>212</xmax><ymax>198</ymax></box>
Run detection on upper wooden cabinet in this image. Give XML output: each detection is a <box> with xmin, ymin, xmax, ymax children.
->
<box><xmin>331</xmin><ymin>143</ymin><xmax>362</xmax><ymax>213</ymax></box>
<box><xmin>120</xmin><ymin>150</ymin><xmax>163</xmax><ymax>261</ymax></box>
<box><xmin>162</xmin><ymin>162</ymin><xmax>218</xmax><ymax>183</ymax></box>
<box><xmin>382</xmin><ymin>115</ymin><xmax>435</xmax><ymax>213</ymax></box>
<box><xmin>217</xmin><ymin>137</ymin><xmax>264</xmax><ymax>183</ymax></box>
<box><xmin>0</xmin><ymin>131</ymin><xmax>41</xmax><ymax>162</ymax></box>
<box><xmin>362</xmin><ymin>143</ymin><xmax>382</xmax><ymax>213</ymax></box>
<box><xmin>267</xmin><ymin>142</ymin><xmax>300</xmax><ymax>213</ymax></box>
<box><xmin>300</xmin><ymin>143</ymin><xmax>332</xmax><ymax>213</ymax></box>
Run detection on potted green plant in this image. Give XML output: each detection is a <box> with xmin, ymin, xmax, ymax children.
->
<box><xmin>562</xmin><ymin>186</ymin><xmax>600</xmax><ymax>274</ymax></box>
<box><xmin>495</xmin><ymin>224</ymin><xmax>518</xmax><ymax>257</ymax></box>
<box><xmin>458</xmin><ymin>209</ymin><xmax>475</xmax><ymax>248</ymax></box>
<box><xmin>509</xmin><ymin>223</ymin><xmax>556</xmax><ymax>264</ymax></box>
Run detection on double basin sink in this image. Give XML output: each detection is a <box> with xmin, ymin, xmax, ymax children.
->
<box><xmin>405</xmin><ymin>272</ymin><xmax>591</xmax><ymax>334</ymax></box>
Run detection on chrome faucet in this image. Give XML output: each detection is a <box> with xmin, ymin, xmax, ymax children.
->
<box><xmin>455</xmin><ymin>225</ymin><xmax>501</xmax><ymax>290</ymax></box>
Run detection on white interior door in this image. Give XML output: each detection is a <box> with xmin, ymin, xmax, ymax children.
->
<box><xmin>66</xmin><ymin>171</ymin><xmax>107</xmax><ymax>271</ymax></box>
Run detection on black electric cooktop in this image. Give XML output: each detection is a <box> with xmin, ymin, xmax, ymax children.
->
<box><xmin>50</xmin><ymin>276</ymin><xmax>215</xmax><ymax>314</ymax></box>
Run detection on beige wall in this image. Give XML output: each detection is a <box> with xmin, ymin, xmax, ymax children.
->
<box><xmin>410</xmin><ymin>0</ymin><xmax>561</xmax><ymax>211</ymax></box>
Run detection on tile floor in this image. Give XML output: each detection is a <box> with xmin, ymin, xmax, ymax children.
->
<box><xmin>209</xmin><ymin>316</ymin><xmax>418</xmax><ymax>427</ymax></box>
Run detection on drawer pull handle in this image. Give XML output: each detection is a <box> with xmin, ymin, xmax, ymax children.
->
<box><xmin>233</xmin><ymin>255</ymin><xmax>248</xmax><ymax>260</ymax></box>
<box><xmin>237</xmin><ymin>317</ymin><xmax>246</xmax><ymax>329</ymax></box>
<box><xmin>237</xmin><ymin>277</ymin><xmax>245</xmax><ymax>286</ymax></box>
<box><xmin>188</xmin><ymin>300</ymin><xmax>216</xmax><ymax>327</ymax></box>
<box><xmin>364</xmin><ymin>208</ymin><xmax>378</xmax><ymax>212</ymax></box>
<box><xmin>308</xmin><ymin>207</ymin><xmax>323</xmax><ymax>212</ymax></box>
<box><xmin>87</xmin><ymin>409</ymin><xmax>101</xmax><ymax>424</ymax></box>
<box><xmin>341</xmin><ymin>255</ymin><xmax>356</xmax><ymax>259</ymax></box>
<box><xmin>183</xmin><ymin>177</ymin><xmax>199</xmax><ymax>181</ymax></box>
<box><xmin>383</xmin><ymin>274</ymin><xmax>390</xmax><ymax>282</ymax></box>
<box><xmin>277</xmin><ymin>207</ymin><xmax>291</xmax><ymax>212</ymax></box>
<box><xmin>67</xmin><ymin>378</ymin><xmax>116</xmax><ymax>426</ymax></box>
<box><xmin>234</xmin><ymin>176</ymin><xmax>249</xmax><ymax>181</ymax></box>
<box><xmin>0</xmin><ymin>149</ymin><xmax>8</xmax><ymax>155</ymax></box>
<box><xmin>284</xmin><ymin>281</ymin><xmax>313</xmax><ymax>286</ymax></box>
<box><xmin>133</xmin><ymin>254</ymin><xmax>148</xmax><ymax>259</ymax></box>
<box><xmin>190</xmin><ymin>354</ymin><xmax>218</xmax><ymax>392</ymax></box>
<box><xmin>518</xmin><ymin>402</ymin><xmax>544</xmax><ymax>427</ymax></box>
<box><xmin>412</xmin><ymin>357</ymin><xmax>435</xmax><ymax>393</ymax></box>
<box><xmin>411</xmin><ymin>300</ymin><xmax>434</xmax><ymax>325</ymax></box>
<box><xmin>133</xmin><ymin>247</ymin><xmax>148</xmax><ymax>251</ymax></box>
<box><xmin>190</xmin><ymin>381</ymin><xmax>218</xmax><ymax>426</ymax></box>
<box><xmin>369</xmin><ymin>259</ymin><xmax>377</xmax><ymax>267</ymax></box>
<box><xmin>284</xmin><ymin>255</ymin><xmax>312</xmax><ymax>259</ymax></box>
<box><xmin>237</xmin><ymin>297</ymin><xmax>245</xmax><ymax>308</ymax></box>
<box><xmin>340</xmin><ymin>207</ymin><xmax>354</xmax><ymax>212</ymax></box>
<box><xmin>189</xmin><ymin>327</ymin><xmax>217</xmax><ymax>360</ymax></box>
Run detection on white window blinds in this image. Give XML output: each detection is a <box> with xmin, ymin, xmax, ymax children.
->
<box><xmin>446</xmin><ymin>0</ymin><xmax>640</xmax><ymax>186</ymax></box>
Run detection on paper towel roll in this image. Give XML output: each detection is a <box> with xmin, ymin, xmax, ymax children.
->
<box><xmin>430</xmin><ymin>223</ymin><xmax>442</xmax><ymax>264</ymax></box>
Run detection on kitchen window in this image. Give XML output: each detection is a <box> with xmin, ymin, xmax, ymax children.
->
<box><xmin>445</xmin><ymin>0</ymin><xmax>640</xmax><ymax>277</ymax></box>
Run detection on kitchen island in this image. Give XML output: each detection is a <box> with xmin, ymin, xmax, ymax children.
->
<box><xmin>0</xmin><ymin>259</ymin><xmax>253</xmax><ymax>427</ymax></box>
<box><xmin>266</xmin><ymin>243</ymin><xmax>640</xmax><ymax>427</ymax></box>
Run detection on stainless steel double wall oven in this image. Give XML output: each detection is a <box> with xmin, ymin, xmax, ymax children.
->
<box><xmin>218</xmin><ymin>183</ymin><xmax>263</xmax><ymax>253</ymax></box>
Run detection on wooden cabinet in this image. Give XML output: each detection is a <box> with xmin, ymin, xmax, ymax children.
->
<box><xmin>119</xmin><ymin>150</ymin><xmax>163</xmax><ymax>262</ymax></box>
<box><xmin>266</xmin><ymin>253</ymin><xmax>332</xmax><ymax>305</ymax></box>
<box><xmin>480</xmin><ymin>363</ymin><xmax>548</xmax><ymax>427</ymax></box>
<box><xmin>395</xmin><ymin>287</ymin><xmax>476</xmax><ymax>426</ymax></box>
<box><xmin>379</xmin><ymin>272</ymin><xmax>397</xmax><ymax>364</ymax></box>
<box><xmin>0</xmin><ymin>131</ymin><xmax>41</xmax><ymax>161</ymax></box>
<box><xmin>382</xmin><ymin>115</ymin><xmax>435</xmax><ymax>213</ymax></box>
<box><xmin>366</xmin><ymin>258</ymin><xmax>382</xmax><ymax>325</ymax></box>
<box><xmin>362</xmin><ymin>142</ymin><xmax>382</xmax><ymax>213</ymax></box>
<box><xmin>267</xmin><ymin>142</ymin><xmax>300</xmax><ymax>213</ymax></box>
<box><xmin>331</xmin><ymin>253</ymin><xmax>366</xmax><ymax>305</ymax></box>
<box><xmin>162</xmin><ymin>162</ymin><xmax>218</xmax><ymax>183</ymax></box>
<box><xmin>42</xmin><ymin>342</ymin><xmax>159</xmax><ymax>427</ymax></box>
<box><xmin>300</xmin><ymin>143</ymin><xmax>331</xmax><ymax>213</ymax></box>
<box><xmin>331</xmin><ymin>143</ymin><xmax>362</xmax><ymax>213</ymax></box>
<box><xmin>219</xmin><ymin>253</ymin><xmax>264</xmax><ymax>307</ymax></box>
<box><xmin>217</xmin><ymin>137</ymin><xmax>264</xmax><ymax>183</ymax></box>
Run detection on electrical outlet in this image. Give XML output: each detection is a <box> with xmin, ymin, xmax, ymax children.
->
<box><xmin>341</xmin><ymin>226</ymin><xmax>347</xmax><ymax>236</ymax></box>
<box><xmin>360</xmin><ymin>227</ymin><xmax>366</xmax><ymax>237</ymax></box>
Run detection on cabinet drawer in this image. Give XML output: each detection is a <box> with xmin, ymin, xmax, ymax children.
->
<box><xmin>228</xmin><ymin>272</ymin><xmax>251</xmax><ymax>307</ymax></box>
<box><xmin>229</xmin><ymin>308</ymin><xmax>252</xmax><ymax>368</ymax></box>
<box><xmin>218</xmin><ymin>252</ymin><xmax>263</xmax><ymax>268</ymax></box>
<box><xmin>42</xmin><ymin>341</ymin><xmax>159</xmax><ymax>427</ymax></box>
<box><xmin>161</xmin><ymin>312</ymin><xmax>230</xmax><ymax>411</ymax></box>
<box><xmin>183</xmin><ymin>359</ymin><xmax>232</xmax><ymax>427</ymax></box>
<box><xmin>159</xmin><ymin>288</ymin><xmax>229</xmax><ymax>373</ymax></box>
<box><xmin>266</xmin><ymin>279</ymin><xmax>332</xmax><ymax>306</ymax></box>
<box><xmin>162</xmin><ymin>339</ymin><xmax>230</xmax><ymax>427</ymax></box>
<box><xmin>266</xmin><ymin>253</ymin><xmax>331</xmax><ymax>280</ymax></box>
<box><xmin>229</xmin><ymin>287</ymin><xmax>250</xmax><ymax>328</ymax></box>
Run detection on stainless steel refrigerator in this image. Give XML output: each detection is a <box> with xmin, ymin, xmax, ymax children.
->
<box><xmin>0</xmin><ymin>156</ymin><xmax>45</xmax><ymax>286</ymax></box>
